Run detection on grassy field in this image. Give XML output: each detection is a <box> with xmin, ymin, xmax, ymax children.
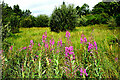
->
<box><xmin>2</xmin><ymin>24</ymin><xmax>120</xmax><ymax>79</ymax></box>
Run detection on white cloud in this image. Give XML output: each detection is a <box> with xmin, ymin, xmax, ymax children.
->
<box><xmin>2</xmin><ymin>0</ymin><xmax>102</xmax><ymax>17</ymax></box>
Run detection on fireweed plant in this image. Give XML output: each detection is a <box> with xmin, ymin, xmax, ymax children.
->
<box><xmin>1</xmin><ymin>30</ymin><xmax>103</xmax><ymax>79</ymax></box>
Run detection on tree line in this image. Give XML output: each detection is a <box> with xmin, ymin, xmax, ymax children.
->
<box><xmin>1</xmin><ymin>1</ymin><xmax>120</xmax><ymax>39</ymax></box>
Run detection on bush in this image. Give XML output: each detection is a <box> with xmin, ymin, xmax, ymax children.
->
<box><xmin>107</xmin><ymin>16</ymin><xmax>117</xmax><ymax>29</ymax></box>
<box><xmin>78</xmin><ymin>15</ymin><xmax>88</xmax><ymax>26</ymax></box>
<box><xmin>116</xmin><ymin>14</ymin><xmax>120</xmax><ymax>26</ymax></box>
<box><xmin>35</xmin><ymin>15</ymin><xmax>49</xmax><ymax>27</ymax></box>
<box><xmin>20</xmin><ymin>16</ymin><xmax>33</xmax><ymax>28</ymax></box>
<box><xmin>9</xmin><ymin>15</ymin><xmax>20</xmax><ymax>33</ymax></box>
<box><xmin>99</xmin><ymin>13</ymin><xmax>109</xmax><ymax>24</ymax></box>
<box><xmin>86</xmin><ymin>13</ymin><xmax>109</xmax><ymax>25</ymax></box>
<box><xmin>50</xmin><ymin>2</ymin><xmax>78</xmax><ymax>32</ymax></box>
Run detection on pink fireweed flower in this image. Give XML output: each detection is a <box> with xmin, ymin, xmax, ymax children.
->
<box><xmin>36</xmin><ymin>55</ymin><xmax>38</xmax><ymax>58</ymax></box>
<box><xmin>30</xmin><ymin>40</ymin><xmax>33</xmax><ymax>44</ymax></box>
<box><xmin>30</xmin><ymin>40</ymin><xmax>34</xmax><ymax>45</ymax></box>
<box><xmin>38</xmin><ymin>43</ymin><xmax>41</xmax><ymax>46</ymax></box>
<box><xmin>88</xmin><ymin>42</ymin><xmax>94</xmax><ymax>51</ymax></box>
<box><xmin>57</xmin><ymin>41</ymin><xmax>60</xmax><ymax>46</ymax></box>
<box><xmin>44</xmin><ymin>32</ymin><xmax>47</xmax><ymax>36</ymax></box>
<box><xmin>81</xmin><ymin>33</ymin><xmax>85</xmax><ymax>37</ymax></box>
<box><xmin>29</xmin><ymin>45</ymin><xmax>32</xmax><ymax>48</ymax></box>
<box><xmin>73</xmin><ymin>54</ymin><xmax>75</xmax><ymax>59</ymax></box>
<box><xmin>80</xmin><ymin>68</ymin><xmax>88</xmax><ymax>76</ymax></box>
<box><xmin>10</xmin><ymin>46</ymin><xmax>13</xmax><ymax>50</ymax></box>
<box><xmin>94</xmin><ymin>41</ymin><xmax>97</xmax><ymax>50</ymax></box>
<box><xmin>65</xmin><ymin>47</ymin><xmax>69</xmax><ymax>52</ymax></box>
<box><xmin>69</xmin><ymin>52</ymin><xmax>74</xmax><ymax>55</ymax></box>
<box><xmin>65</xmin><ymin>46</ymin><xmax>75</xmax><ymax>59</ymax></box>
<box><xmin>60</xmin><ymin>40</ymin><xmax>62</xmax><ymax>46</ymax></box>
<box><xmin>115</xmin><ymin>57</ymin><xmax>118</xmax><ymax>62</ymax></box>
<box><xmin>50</xmin><ymin>39</ymin><xmax>55</xmax><ymax>46</ymax></box>
<box><xmin>0</xmin><ymin>50</ymin><xmax>3</xmax><ymax>54</ymax></box>
<box><xmin>69</xmin><ymin>46</ymin><xmax>73</xmax><ymax>51</ymax></box>
<box><xmin>23</xmin><ymin>47</ymin><xmax>27</xmax><ymax>50</ymax></box>
<box><xmin>57</xmin><ymin>40</ymin><xmax>62</xmax><ymax>46</ymax></box>
<box><xmin>65</xmin><ymin>31</ymin><xmax>70</xmax><ymax>38</ymax></box>
<box><xmin>49</xmin><ymin>59</ymin><xmax>51</xmax><ymax>62</ymax></box>
<box><xmin>45</xmin><ymin>43</ymin><xmax>48</xmax><ymax>49</ymax></box>
<box><xmin>42</xmin><ymin>34</ymin><xmax>47</xmax><ymax>43</ymax></box>
<box><xmin>80</xmin><ymin>38</ymin><xmax>83</xmax><ymax>44</ymax></box>
<box><xmin>65</xmin><ymin>52</ymin><xmax>68</xmax><ymax>57</ymax></box>
<box><xmin>84</xmin><ymin>37</ymin><xmax>87</xmax><ymax>42</ymax></box>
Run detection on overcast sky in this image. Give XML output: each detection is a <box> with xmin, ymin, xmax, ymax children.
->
<box><xmin>2</xmin><ymin>0</ymin><xmax>102</xmax><ymax>17</ymax></box>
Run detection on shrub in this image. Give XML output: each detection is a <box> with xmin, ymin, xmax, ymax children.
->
<box><xmin>20</xmin><ymin>16</ymin><xmax>33</xmax><ymax>28</ymax></box>
<box><xmin>35</xmin><ymin>15</ymin><xmax>49</xmax><ymax>27</ymax></box>
<box><xmin>107</xmin><ymin>16</ymin><xmax>117</xmax><ymax>29</ymax></box>
<box><xmin>116</xmin><ymin>14</ymin><xmax>120</xmax><ymax>26</ymax></box>
<box><xmin>50</xmin><ymin>2</ymin><xmax>78</xmax><ymax>32</ymax></box>
<box><xmin>99</xmin><ymin>13</ymin><xmax>109</xmax><ymax>24</ymax></box>
<box><xmin>86</xmin><ymin>13</ymin><xmax>109</xmax><ymax>25</ymax></box>
<box><xmin>2</xmin><ymin>22</ymin><xmax>12</xmax><ymax>52</ymax></box>
<box><xmin>9</xmin><ymin>15</ymin><xmax>20</xmax><ymax>33</ymax></box>
<box><xmin>78</xmin><ymin>15</ymin><xmax>88</xmax><ymax>26</ymax></box>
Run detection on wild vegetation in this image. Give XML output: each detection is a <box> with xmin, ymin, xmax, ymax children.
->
<box><xmin>0</xmin><ymin>1</ymin><xmax>120</xmax><ymax>79</ymax></box>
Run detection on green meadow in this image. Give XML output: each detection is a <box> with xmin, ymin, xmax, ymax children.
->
<box><xmin>4</xmin><ymin>24</ymin><xmax>119</xmax><ymax>78</ymax></box>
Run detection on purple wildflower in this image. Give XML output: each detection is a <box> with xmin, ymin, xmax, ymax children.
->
<box><xmin>45</xmin><ymin>43</ymin><xmax>48</xmax><ymax>49</ymax></box>
<box><xmin>84</xmin><ymin>37</ymin><xmax>87</xmax><ymax>42</ymax></box>
<box><xmin>10</xmin><ymin>46</ymin><xmax>13</xmax><ymax>50</ymax></box>
<box><xmin>57</xmin><ymin>41</ymin><xmax>60</xmax><ymax>46</ymax></box>
<box><xmin>29</xmin><ymin>45</ymin><xmax>32</xmax><ymax>48</ymax></box>
<box><xmin>81</xmin><ymin>33</ymin><xmax>85</xmax><ymax>37</ymax></box>
<box><xmin>30</xmin><ymin>40</ymin><xmax>33</xmax><ymax>44</ymax></box>
<box><xmin>94</xmin><ymin>41</ymin><xmax>97</xmax><ymax>50</ymax></box>
<box><xmin>38</xmin><ymin>43</ymin><xmax>41</xmax><ymax>46</ymax></box>
<box><xmin>49</xmin><ymin>59</ymin><xmax>51</xmax><ymax>62</ymax></box>
<box><xmin>57</xmin><ymin>40</ymin><xmax>63</xmax><ymax>46</ymax></box>
<box><xmin>30</xmin><ymin>40</ymin><xmax>34</xmax><ymax>45</ymax></box>
<box><xmin>80</xmin><ymin>68</ymin><xmax>88</xmax><ymax>76</ymax></box>
<box><xmin>50</xmin><ymin>39</ymin><xmax>55</xmax><ymax>46</ymax></box>
<box><xmin>65</xmin><ymin>31</ymin><xmax>70</xmax><ymax>38</ymax></box>
<box><xmin>115</xmin><ymin>57</ymin><xmax>118</xmax><ymax>62</ymax></box>
<box><xmin>36</xmin><ymin>55</ymin><xmax>38</xmax><ymax>58</ymax></box>
<box><xmin>42</xmin><ymin>35</ymin><xmax>47</xmax><ymax>43</ymax></box>
<box><xmin>23</xmin><ymin>47</ymin><xmax>27</xmax><ymax>50</ymax></box>
<box><xmin>60</xmin><ymin>40</ymin><xmax>62</xmax><ymax>46</ymax></box>
<box><xmin>80</xmin><ymin>38</ymin><xmax>83</xmax><ymax>44</ymax></box>
<box><xmin>65</xmin><ymin>46</ymin><xmax>75</xmax><ymax>59</ymax></box>
<box><xmin>88</xmin><ymin>42</ymin><xmax>93</xmax><ymax>51</ymax></box>
<box><xmin>0</xmin><ymin>50</ymin><xmax>3</xmax><ymax>54</ymax></box>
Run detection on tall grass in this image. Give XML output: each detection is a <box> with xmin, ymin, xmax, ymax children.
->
<box><xmin>1</xmin><ymin>24</ymin><xmax>119</xmax><ymax>79</ymax></box>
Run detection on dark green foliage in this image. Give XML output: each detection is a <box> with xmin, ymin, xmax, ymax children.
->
<box><xmin>92</xmin><ymin>2</ymin><xmax>120</xmax><ymax>16</ymax></box>
<box><xmin>9</xmin><ymin>14</ymin><xmax>20</xmax><ymax>33</ymax></box>
<box><xmin>35</xmin><ymin>15</ymin><xmax>49</xmax><ymax>27</ymax></box>
<box><xmin>115</xmin><ymin>14</ymin><xmax>120</xmax><ymax>26</ymax></box>
<box><xmin>13</xmin><ymin>4</ymin><xmax>23</xmax><ymax>17</ymax></box>
<box><xmin>76</xmin><ymin>3</ymin><xmax>90</xmax><ymax>17</ymax></box>
<box><xmin>77</xmin><ymin>15</ymin><xmax>88</xmax><ymax>26</ymax></box>
<box><xmin>85</xmin><ymin>13</ymin><xmax>109</xmax><ymax>25</ymax></box>
<box><xmin>20</xmin><ymin>15</ymin><xmax>33</xmax><ymax>28</ymax></box>
<box><xmin>107</xmin><ymin>16</ymin><xmax>117</xmax><ymax>29</ymax></box>
<box><xmin>50</xmin><ymin>2</ymin><xmax>77</xmax><ymax>32</ymax></box>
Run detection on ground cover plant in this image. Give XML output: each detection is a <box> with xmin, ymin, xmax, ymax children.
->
<box><xmin>0</xmin><ymin>24</ymin><xmax>119</xmax><ymax>79</ymax></box>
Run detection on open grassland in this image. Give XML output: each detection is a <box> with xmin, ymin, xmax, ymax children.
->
<box><xmin>2</xmin><ymin>24</ymin><xmax>120</xmax><ymax>79</ymax></box>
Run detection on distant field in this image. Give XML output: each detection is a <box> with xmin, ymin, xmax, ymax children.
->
<box><xmin>4</xmin><ymin>24</ymin><xmax>120</xmax><ymax>78</ymax></box>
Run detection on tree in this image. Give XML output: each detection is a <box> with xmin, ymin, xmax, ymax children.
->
<box><xmin>92</xmin><ymin>1</ymin><xmax>120</xmax><ymax>16</ymax></box>
<box><xmin>35</xmin><ymin>15</ymin><xmax>49</xmax><ymax>27</ymax></box>
<box><xmin>76</xmin><ymin>3</ymin><xmax>90</xmax><ymax>17</ymax></box>
<box><xmin>13</xmin><ymin>4</ymin><xmax>22</xmax><ymax>17</ymax></box>
<box><xmin>50</xmin><ymin>2</ymin><xmax>78</xmax><ymax>32</ymax></box>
